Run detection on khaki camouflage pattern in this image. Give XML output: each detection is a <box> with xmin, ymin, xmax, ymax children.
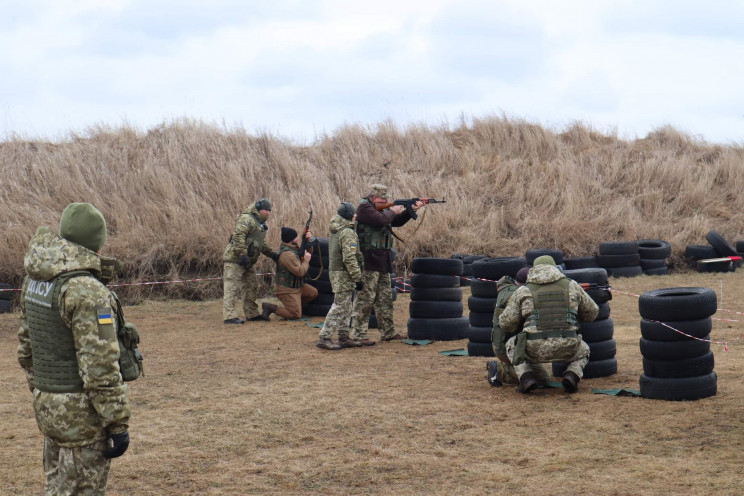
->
<box><xmin>43</xmin><ymin>437</ymin><xmax>110</xmax><ymax>495</ymax></box>
<box><xmin>18</xmin><ymin>227</ymin><xmax>130</xmax><ymax>448</ymax></box>
<box><xmin>499</xmin><ymin>264</ymin><xmax>598</xmax><ymax>379</ymax></box>
<box><xmin>222</xmin><ymin>262</ymin><xmax>260</xmax><ymax>320</ymax></box>
<box><xmin>350</xmin><ymin>271</ymin><xmax>395</xmax><ymax>340</ymax></box>
<box><xmin>319</xmin><ymin>289</ymin><xmax>354</xmax><ymax>340</ymax></box>
<box><xmin>490</xmin><ymin>276</ymin><xmax>520</xmax><ymax>384</ymax></box>
<box><xmin>494</xmin><ymin>359</ymin><xmax>521</xmax><ymax>385</ymax></box>
<box><xmin>328</xmin><ymin>214</ymin><xmax>363</xmax><ymax>292</ymax></box>
<box><xmin>222</xmin><ymin>204</ymin><xmax>273</xmax><ymax>264</ymax></box>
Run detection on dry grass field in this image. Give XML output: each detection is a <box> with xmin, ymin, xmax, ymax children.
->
<box><xmin>2</xmin><ymin>271</ymin><xmax>743</xmax><ymax>496</ymax></box>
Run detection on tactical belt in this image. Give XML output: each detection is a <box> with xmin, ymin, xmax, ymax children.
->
<box><xmin>526</xmin><ymin>329</ymin><xmax>578</xmax><ymax>340</ymax></box>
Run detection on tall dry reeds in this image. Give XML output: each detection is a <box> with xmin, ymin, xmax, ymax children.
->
<box><xmin>2</xmin><ymin>116</ymin><xmax>744</xmax><ymax>300</ymax></box>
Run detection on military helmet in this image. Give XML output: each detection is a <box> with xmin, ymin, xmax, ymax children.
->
<box><xmin>337</xmin><ymin>202</ymin><xmax>356</xmax><ymax>220</ymax></box>
<box><xmin>255</xmin><ymin>198</ymin><xmax>272</xmax><ymax>211</ymax></box>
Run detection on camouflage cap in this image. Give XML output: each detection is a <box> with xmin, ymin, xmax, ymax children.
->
<box><xmin>368</xmin><ymin>184</ymin><xmax>389</xmax><ymax>200</ymax></box>
<box><xmin>533</xmin><ymin>255</ymin><xmax>556</xmax><ymax>266</ymax></box>
<box><xmin>59</xmin><ymin>202</ymin><xmax>107</xmax><ymax>252</ymax></box>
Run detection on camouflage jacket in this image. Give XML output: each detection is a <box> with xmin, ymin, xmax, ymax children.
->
<box><xmin>328</xmin><ymin>214</ymin><xmax>363</xmax><ymax>292</ymax></box>
<box><xmin>222</xmin><ymin>204</ymin><xmax>274</xmax><ymax>264</ymax></box>
<box><xmin>498</xmin><ymin>264</ymin><xmax>598</xmax><ymax>335</ymax></box>
<box><xmin>18</xmin><ymin>226</ymin><xmax>130</xmax><ymax>447</ymax></box>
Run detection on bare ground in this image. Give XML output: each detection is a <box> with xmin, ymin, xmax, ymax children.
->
<box><xmin>2</xmin><ymin>272</ymin><xmax>744</xmax><ymax>496</ymax></box>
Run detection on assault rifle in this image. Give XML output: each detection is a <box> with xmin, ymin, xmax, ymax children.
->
<box><xmin>299</xmin><ymin>209</ymin><xmax>316</xmax><ymax>262</ymax></box>
<box><xmin>578</xmin><ymin>282</ymin><xmax>612</xmax><ymax>304</ymax></box>
<box><xmin>376</xmin><ymin>197</ymin><xmax>446</xmax><ymax>220</ymax></box>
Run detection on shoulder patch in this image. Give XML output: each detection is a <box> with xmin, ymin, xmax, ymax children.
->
<box><xmin>97</xmin><ymin>309</ymin><xmax>113</xmax><ymax>325</ymax></box>
<box><xmin>349</xmin><ymin>244</ymin><xmax>357</xmax><ymax>254</ymax></box>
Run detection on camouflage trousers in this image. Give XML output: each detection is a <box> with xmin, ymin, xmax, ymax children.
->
<box><xmin>319</xmin><ymin>290</ymin><xmax>354</xmax><ymax>340</ymax></box>
<box><xmin>493</xmin><ymin>358</ymin><xmax>520</xmax><ymax>385</ymax></box>
<box><xmin>222</xmin><ymin>262</ymin><xmax>259</xmax><ymax>320</ymax></box>
<box><xmin>43</xmin><ymin>437</ymin><xmax>110</xmax><ymax>496</ymax></box>
<box><xmin>350</xmin><ymin>271</ymin><xmax>395</xmax><ymax>341</ymax></box>
<box><xmin>505</xmin><ymin>335</ymin><xmax>590</xmax><ymax>381</ymax></box>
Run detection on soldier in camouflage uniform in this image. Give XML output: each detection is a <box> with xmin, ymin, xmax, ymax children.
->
<box><xmin>499</xmin><ymin>255</ymin><xmax>598</xmax><ymax>394</ymax></box>
<box><xmin>486</xmin><ymin>267</ymin><xmax>529</xmax><ymax>387</ymax></box>
<box><xmin>17</xmin><ymin>203</ymin><xmax>132</xmax><ymax>495</ymax></box>
<box><xmin>222</xmin><ymin>198</ymin><xmax>278</xmax><ymax>324</ymax></box>
<box><xmin>317</xmin><ymin>202</ymin><xmax>365</xmax><ymax>350</ymax></box>
<box><xmin>350</xmin><ymin>184</ymin><xmax>423</xmax><ymax>344</ymax></box>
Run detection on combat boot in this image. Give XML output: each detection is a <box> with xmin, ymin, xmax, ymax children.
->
<box><xmin>261</xmin><ymin>302</ymin><xmax>278</xmax><ymax>320</ymax></box>
<box><xmin>562</xmin><ymin>371</ymin><xmax>580</xmax><ymax>393</ymax></box>
<box><xmin>516</xmin><ymin>371</ymin><xmax>539</xmax><ymax>394</ymax></box>
<box><xmin>223</xmin><ymin>318</ymin><xmax>245</xmax><ymax>325</ymax></box>
<box><xmin>357</xmin><ymin>338</ymin><xmax>376</xmax><ymax>346</ymax></box>
<box><xmin>338</xmin><ymin>336</ymin><xmax>362</xmax><ymax>348</ymax></box>
<box><xmin>316</xmin><ymin>338</ymin><xmax>341</xmax><ymax>350</ymax></box>
<box><xmin>381</xmin><ymin>333</ymin><xmax>405</xmax><ymax>342</ymax></box>
<box><xmin>486</xmin><ymin>360</ymin><xmax>502</xmax><ymax>387</ymax></box>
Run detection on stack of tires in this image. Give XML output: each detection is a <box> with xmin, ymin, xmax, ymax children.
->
<box><xmin>451</xmin><ymin>254</ymin><xmax>487</xmax><ymax>287</ymax></box>
<box><xmin>596</xmin><ymin>241</ymin><xmax>642</xmax><ymax>277</ymax></box>
<box><xmin>525</xmin><ymin>248</ymin><xmax>564</xmax><ymax>269</ymax></box>
<box><xmin>302</xmin><ymin>238</ymin><xmax>333</xmax><ymax>317</ymax></box>
<box><xmin>0</xmin><ymin>283</ymin><xmax>12</xmax><ymax>314</ymax></box>
<box><xmin>637</xmin><ymin>239</ymin><xmax>671</xmax><ymax>275</ymax></box>
<box><xmin>638</xmin><ymin>287</ymin><xmax>717</xmax><ymax>400</ymax></box>
<box><xmin>553</xmin><ymin>268</ymin><xmax>617</xmax><ymax>378</ymax></box>
<box><xmin>686</xmin><ymin>231</ymin><xmax>741</xmax><ymax>272</ymax></box>
<box><xmin>466</xmin><ymin>257</ymin><xmax>528</xmax><ymax>356</ymax></box>
<box><xmin>407</xmin><ymin>258</ymin><xmax>468</xmax><ymax>341</ymax></box>
<box><xmin>564</xmin><ymin>256</ymin><xmax>599</xmax><ymax>269</ymax></box>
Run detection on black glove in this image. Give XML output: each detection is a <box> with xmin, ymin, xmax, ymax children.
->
<box><xmin>103</xmin><ymin>431</ymin><xmax>130</xmax><ymax>459</ymax></box>
<box><xmin>355</xmin><ymin>281</ymin><xmax>364</xmax><ymax>291</ymax></box>
<box><xmin>238</xmin><ymin>255</ymin><xmax>250</xmax><ymax>267</ymax></box>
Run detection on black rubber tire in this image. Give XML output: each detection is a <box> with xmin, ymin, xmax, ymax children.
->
<box><xmin>643</xmin><ymin>351</ymin><xmax>715</xmax><ymax>379</ymax></box>
<box><xmin>0</xmin><ymin>299</ymin><xmax>11</xmax><ymax>313</ymax></box>
<box><xmin>469</xmin><ymin>311</ymin><xmax>495</xmax><ymax>328</ymax></box>
<box><xmin>737</xmin><ymin>240</ymin><xmax>744</xmax><ymax>252</ymax></box>
<box><xmin>391</xmin><ymin>287</ymin><xmax>398</xmax><ymax>302</ymax></box>
<box><xmin>697</xmin><ymin>260</ymin><xmax>734</xmax><ymax>273</ymax></box>
<box><xmin>305</xmin><ymin>279</ymin><xmax>332</xmax><ymax>294</ymax></box>
<box><xmin>525</xmin><ymin>249</ymin><xmax>564</xmax><ymax>265</ymax></box>
<box><xmin>588</xmin><ymin>339</ymin><xmax>616</xmax><ymax>361</ymax></box>
<box><xmin>302</xmin><ymin>303</ymin><xmax>332</xmax><ymax>317</ymax></box>
<box><xmin>639</xmin><ymin>336</ymin><xmax>711</xmax><ymax>361</ymax></box>
<box><xmin>368</xmin><ymin>313</ymin><xmax>378</xmax><ymax>329</ymax></box>
<box><xmin>467</xmin><ymin>341</ymin><xmax>495</xmax><ymax>357</ymax></box>
<box><xmin>562</xmin><ymin>268</ymin><xmax>608</xmax><ymax>285</ymax></box>
<box><xmin>470</xmin><ymin>280</ymin><xmax>499</xmax><ymax>298</ymax></box>
<box><xmin>409</xmin><ymin>301</ymin><xmax>463</xmax><ymax>318</ymax></box>
<box><xmin>307</xmin><ymin>266</ymin><xmax>329</xmax><ymax>280</ymax></box>
<box><xmin>644</xmin><ymin>267</ymin><xmax>669</xmax><ymax>276</ymax></box>
<box><xmin>552</xmin><ymin>358</ymin><xmax>618</xmax><ymax>379</ymax></box>
<box><xmin>596</xmin><ymin>253</ymin><xmax>641</xmax><ymax>268</ymax></box>
<box><xmin>579</xmin><ymin>318</ymin><xmax>614</xmax><ymax>342</ymax></box>
<box><xmin>472</xmin><ymin>257</ymin><xmax>528</xmax><ymax>280</ymax></box>
<box><xmin>410</xmin><ymin>273</ymin><xmax>461</xmax><ymax>288</ymax></box>
<box><xmin>0</xmin><ymin>283</ymin><xmax>14</xmax><ymax>301</ymax></box>
<box><xmin>705</xmin><ymin>230</ymin><xmax>737</xmax><ymax>257</ymax></box>
<box><xmin>467</xmin><ymin>296</ymin><xmax>498</xmax><ymax>313</ymax></box>
<box><xmin>640</xmin><ymin>317</ymin><xmax>712</xmax><ymax>341</ymax></box>
<box><xmin>638</xmin><ymin>287</ymin><xmax>717</xmax><ymax>321</ymax></box>
<box><xmin>639</xmin><ymin>258</ymin><xmax>666</xmax><ymax>270</ymax></box>
<box><xmin>639</xmin><ymin>372</ymin><xmax>717</xmax><ymax>401</ymax></box>
<box><xmin>595</xmin><ymin>302</ymin><xmax>611</xmax><ymax>320</ymax></box>
<box><xmin>606</xmin><ymin>266</ymin><xmax>643</xmax><ymax>277</ymax></box>
<box><xmin>599</xmin><ymin>241</ymin><xmax>639</xmax><ymax>255</ymax></box>
<box><xmin>411</xmin><ymin>258</ymin><xmax>464</xmax><ymax>276</ymax></box>
<box><xmin>563</xmin><ymin>256</ymin><xmax>598</xmax><ymax>269</ymax></box>
<box><xmin>407</xmin><ymin>317</ymin><xmax>469</xmax><ymax>341</ymax></box>
<box><xmin>308</xmin><ymin>255</ymin><xmax>329</xmax><ymax>268</ymax></box>
<box><xmin>410</xmin><ymin>287</ymin><xmax>463</xmax><ymax>302</ymax></box>
<box><xmin>462</xmin><ymin>264</ymin><xmax>474</xmax><ymax>276</ymax></box>
<box><xmin>463</xmin><ymin>255</ymin><xmax>488</xmax><ymax>264</ymax></box>
<box><xmin>466</xmin><ymin>325</ymin><xmax>492</xmax><ymax>343</ymax></box>
<box><xmin>313</xmin><ymin>293</ymin><xmax>336</xmax><ymax>306</ymax></box>
<box><xmin>636</xmin><ymin>240</ymin><xmax>672</xmax><ymax>259</ymax></box>
<box><xmin>685</xmin><ymin>245</ymin><xmax>718</xmax><ymax>259</ymax></box>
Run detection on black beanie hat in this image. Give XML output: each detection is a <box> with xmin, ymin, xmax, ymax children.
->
<box><xmin>281</xmin><ymin>227</ymin><xmax>298</xmax><ymax>243</ymax></box>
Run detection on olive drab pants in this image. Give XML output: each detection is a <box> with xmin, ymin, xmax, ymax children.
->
<box><xmin>275</xmin><ymin>284</ymin><xmax>319</xmax><ymax>320</ymax></box>
<box><xmin>350</xmin><ymin>270</ymin><xmax>395</xmax><ymax>341</ymax></box>
<box><xmin>222</xmin><ymin>262</ymin><xmax>260</xmax><ymax>320</ymax></box>
<box><xmin>43</xmin><ymin>438</ymin><xmax>110</xmax><ymax>496</ymax></box>
<box><xmin>505</xmin><ymin>335</ymin><xmax>590</xmax><ymax>382</ymax></box>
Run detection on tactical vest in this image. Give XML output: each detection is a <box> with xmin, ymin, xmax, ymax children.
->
<box><xmin>356</xmin><ymin>199</ymin><xmax>393</xmax><ymax>251</ymax></box>
<box><xmin>524</xmin><ymin>278</ymin><xmax>578</xmax><ymax>331</ymax></box>
<box><xmin>24</xmin><ymin>270</ymin><xmax>91</xmax><ymax>393</ymax></box>
<box><xmin>241</xmin><ymin>214</ymin><xmax>267</xmax><ymax>264</ymax></box>
<box><xmin>275</xmin><ymin>245</ymin><xmax>303</xmax><ymax>289</ymax></box>
<box><xmin>329</xmin><ymin>225</ymin><xmax>356</xmax><ymax>271</ymax></box>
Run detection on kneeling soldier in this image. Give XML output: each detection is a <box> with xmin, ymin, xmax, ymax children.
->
<box><xmin>317</xmin><ymin>202</ymin><xmax>365</xmax><ymax>350</ymax></box>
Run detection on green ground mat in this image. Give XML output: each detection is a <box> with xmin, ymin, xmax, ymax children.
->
<box><xmin>540</xmin><ymin>381</ymin><xmax>564</xmax><ymax>389</ymax></box>
<box><xmin>285</xmin><ymin>316</ymin><xmax>310</xmax><ymax>321</ymax></box>
<box><xmin>401</xmin><ymin>339</ymin><xmax>434</xmax><ymax>346</ymax></box>
<box><xmin>305</xmin><ymin>323</ymin><xmax>324</xmax><ymax>328</ymax></box>
<box><xmin>438</xmin><ymin>348</ymin><xmax>468</xmax><ymax>356</ymax></box>
<box><xmin>592</xmin><ymin>388</ymin><xmax>642</xmax><ymax>397</ymax></box>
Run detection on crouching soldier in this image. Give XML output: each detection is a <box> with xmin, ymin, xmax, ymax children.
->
<box><xmin>498</xmin><ymin>256</ymin><xmax>598</xmax><ymax>394</ymax></box>
<box><xmin>261</xmin><ymin>227</ymin><xmax>318</xmax><ymax>320</ymax></box>
<box><xmin>317</xmin><ymin>202</ymin><xmax>365</xmax><ymax>350</ymax></box>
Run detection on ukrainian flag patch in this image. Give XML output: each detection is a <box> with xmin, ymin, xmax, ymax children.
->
<box><xmin>97</xmin><ymin>311</ymin><xmax>113</xmax><ymax>325</ymax></box>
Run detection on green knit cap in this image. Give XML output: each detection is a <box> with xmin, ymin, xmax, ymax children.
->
<box><xmin>533</xmin><ymin>255</ymin><xmax>556</xmax><ymax>266</ymax></box>
<box><xmin>59</xmin><ymin>202</ymin><xmax>107</xmax><ymax>252</ymax></box>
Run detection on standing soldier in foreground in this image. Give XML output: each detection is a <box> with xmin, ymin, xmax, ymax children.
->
<box><xmin>317</xmin><ymin>202</ymin><xmax>365</xmax><ymax>350</ymax></box>
<box><xmin>260</xmin><ymin>227</ymin><xmax>318</xmax><ymax>320</ymax></box>
<box><xmin>350</xmin><ymin>184</ymin><xmax>423</xmax><ymax>344</ymax></box>
<box><xmin>499</xmin><ymin>255</ymin><xmax>598</xmax><ymax>394</ymax></box>
<box><xmin>222</xmin><ymin>198</ymin><xmax>278</xmax><ymax>324</ymax></box>
<box><xmin>18</xmin><ymin>202</ymin><xmax>132</xmax><ymax>494</ymax></box>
